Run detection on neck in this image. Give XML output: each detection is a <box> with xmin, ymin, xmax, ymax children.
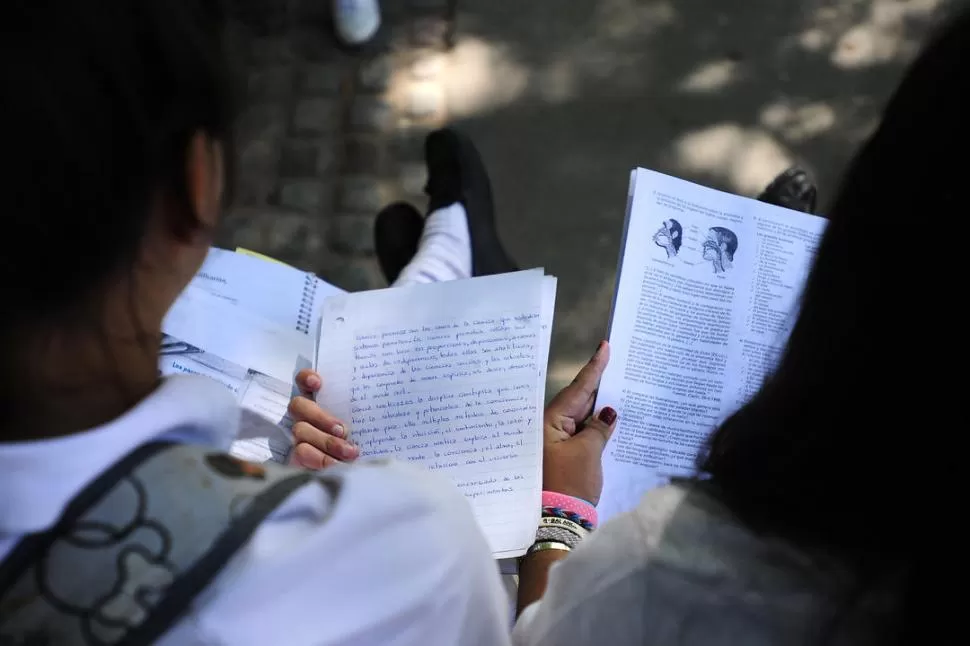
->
<box><xmin>4</xmin><ymin>302</ymin><xmax>163</xmax><ymax>442</ymax></box>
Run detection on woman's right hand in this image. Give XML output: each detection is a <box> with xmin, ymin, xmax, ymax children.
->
<box><xmin>288</xmin><ymin>369</ymin><xmax>360</xmax><ymax>469</ymax></box>
<box><xmin>542</xmin><ymin>341</ymin><xmax>618</xmax><ymax>505</ymax></box>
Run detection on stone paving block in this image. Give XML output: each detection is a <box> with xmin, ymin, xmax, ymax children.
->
<box><xmin>237</xmin><ymin>103</ymin><xmax>288</xmax><ymax>145</ymax></box>
<box><xmin>249</xmin><ymin>37</ymin><xmax>295</xmax><ymax>64</ymax></box>
<box><xmin>408</xmin><ymin>0</ymin><xmax>451</xmax><ymax>10</ymax></box>
<box><xmin>389</xmin><ymin>125</ymin><xmax>431</xmax><ymax>161</ymax></box>
<box><xmin>279</xmin><ymin>179</ymin><xmax>332</xmax><ymax>214</ymax></box>
<box><xmin>350</xmin><ymin>97</ymin><xmax>393</xmax><ymax>133</ymax></box>
<box><xmin>316</xmin><ymin>144</ymin><xmax>339</xmax><ymax>176</ymax></box>
<box><xmin>217</xmin><ymin>207</ymin><xmax>270</xmax><ymax>251</ymax></box>
<box><xmin>273</xmin><ymin>218</ymin><xmax>327</xmax><ymax>270</ymax></box>
<box><xmin>338</xmin><ymin>176</ymin><xmax>385</xmax><ymax>213</ymax></box>
<box><xmin>279</xmin><ymin>140</ymin><xmax>320</xmax><ymax>177</ymax></box>
<box><xmin>279</xmin><ymin>138</ymin><xmax>338</xmax><ymax>178</ymax></box>
<box><xmin>247</xmin><ymin>66</ymin><xmax>294</xmax><ymax>99</ymax></box>
<box><xmin>291</xmin><ymin>26</ymin><xmax>344</xmax><ymax>61</ymax></box>
<box><xmin>330</xmin><ymin>214</ymin><xmax>376</xmax><ymax>253</ymax></box>
<box><xmin>234</xmin><ymin>169</ymin><xmax>279</xmax><ymax>207</ymax></box>
<box><xmin>292</xmin><ymin>98</ymin><xmax>339</xmax><ymax>135</ymax></box>
<box><xmin>322</xmin><ymin>257</ymin><xmax>386</xmax><ymax>292</ymax></box>
<box><xmin>410</xmin><ymin>52</ymin><xmax>445</xmax><ymax>80</ymax></box>
<box><xmin>302</xmin><ymin>62</ymin><xmax>344</xmax><ymax>95</ymax></box>
<box><xmin>358</xmin><ymin>56</ymin><xmax>393</xmax><ymax>92</ymax></box>
<box><xmin>399</xmin><ymin>162</ymin><xmax>428</xmax><ymax>196</ymax></box>
<box><xmin>406</xmin><ymin>81</ymin><xmax>444</xmax><ymax>120</ymax></box>
<box><xmin>411</xmin><ymin>17</ymin><xmax>450</xmax><ymax>48</ymax></box>
<box><xmin>344</xmin><ymin>136</ymin><xmax>384</xmax><ymax>175</ymax></box>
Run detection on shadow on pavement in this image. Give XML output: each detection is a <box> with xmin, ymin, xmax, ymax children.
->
<box><xmin>440</xmin><ymin>0</ymin><xmax>961</xmax><ymax>389</ymax></box>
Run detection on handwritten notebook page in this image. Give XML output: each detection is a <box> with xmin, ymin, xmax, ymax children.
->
<box><xmin>316</xmin><ymin>270</ymin><xmax>552</xmax><ymax>558</ymax></box>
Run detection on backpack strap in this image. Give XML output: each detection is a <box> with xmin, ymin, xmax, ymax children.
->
<box><xmin>0</xmin><ymin>438</ymin><xmax>340</xmax><ymax>646</ymax></box>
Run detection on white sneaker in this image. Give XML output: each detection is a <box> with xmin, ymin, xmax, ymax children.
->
<box><xmin>333</xmin><ymin>0</ymin><xmax>381</xmax><ymax>46</ymax></box>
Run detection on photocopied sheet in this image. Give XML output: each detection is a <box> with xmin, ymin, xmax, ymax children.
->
<box><xmin>164</xmin><ymin>285</ymin><xmax>314</xmax><ymax>383</ymax></box>
<box><xmin>159</xmin><ymin>335</ymin><xmax>295</xmax><ymax>463</ymax></box>
<box><xmin>316</xmin><ymin>270</ymin><xmax>556</xmax><ymax>558</ymax></box>
<box><xmin>596</xmin><ymin>168</ymin><xmax>828</xmax><ymax>521</ymax></box>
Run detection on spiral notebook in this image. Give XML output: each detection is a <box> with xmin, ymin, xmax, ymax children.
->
<box><xmin>163</xmin><ymin>248</ymin><xmax>344</xmax><ymax>382</ymax></box>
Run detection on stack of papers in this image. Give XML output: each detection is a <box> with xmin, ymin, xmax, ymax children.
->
<box><xmin>160</xmin><ymin>248</ymin><xmax>344</xmax><ymax>462</ymax></box>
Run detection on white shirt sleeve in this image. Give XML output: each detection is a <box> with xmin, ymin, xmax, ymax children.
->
<box><xmin>511</xmin><ymin>507</ymin><xmax>654</xmax><ymax>646</ymax></box>
<box><xmin>158</xmin><ymin>461</ymin><xmax>513</xmax><ymax>646</ymax></box>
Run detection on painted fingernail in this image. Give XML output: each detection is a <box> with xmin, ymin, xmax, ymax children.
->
<box><xmin>598</xmin><ymin>407</ymin><xmax>618</xmax><ymax>426</ymax></box>
<box><xmin>306</xmin><ymin>375</ymin><xmax>321</xmax><ymax>389</ymax></box>
<box><xmin>331</xmin><ymin>424</ymin><xmax>345</xmax><ymax>439</ymax></box>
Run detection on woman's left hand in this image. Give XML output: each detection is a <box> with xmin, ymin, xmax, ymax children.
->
<box><xmin>542</xmin><ymin>341</ymin><xmax>617</xmax><ymax>505</ymax></box>
<box><xmin>288</xmin><ymin>369</ymin><xmax>360</xmax><ymax>469</ymax></box>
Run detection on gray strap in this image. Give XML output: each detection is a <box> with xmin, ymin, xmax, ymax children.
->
<box><xmin>0</xmin><ymin>439</ymin><xmax>340</xmax><ymax>646</ymax></box>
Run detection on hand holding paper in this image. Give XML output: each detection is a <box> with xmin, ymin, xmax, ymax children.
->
<box><xmin>288</xmin><ymin>368</ymin><xmax>360</xmax><ymax>469</ymax></box>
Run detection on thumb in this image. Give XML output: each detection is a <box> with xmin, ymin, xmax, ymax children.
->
<box><xmin>574</xmin><ymin>406</ymin><xmax>618</xmax><ymax>453</ymax></box>
<box><xmin>295</xmin><ymin>369</ymin><xmax>322</xmax><ymax>398</ymax></box>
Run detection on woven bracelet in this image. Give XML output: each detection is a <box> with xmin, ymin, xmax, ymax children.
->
<box><xmin>542</xmin><ymin>506</ymin><xmax>595</xmax><ymax>531</ymax></box>
<box><xmin>539</xmin><ymin>515</ymin><xmax>589</xmax><ymax>539</ymax></box>
<box><xmin>535</xmin><ymin>525</ymin><xmax>583</xmax><ymax>550</ymax></box>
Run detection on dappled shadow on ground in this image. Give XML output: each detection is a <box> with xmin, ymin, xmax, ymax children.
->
<box><xmin>438</xmin><ymin>0</ymin><xmax>962</xmax><ymax>388</ymax></box>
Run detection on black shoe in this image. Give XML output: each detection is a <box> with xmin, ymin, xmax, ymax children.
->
<box><xmin>424</xmin><ymin>128</ymin><xmax>518</xmax><ymax>276</ymax></box>
<box><xmin>757</xmin><ymin>167</ymin><xmax>818</xmax><ymax>214</ymax></box>
<box><xmin>374</xmin><ymin>202</ymin><xmax>425</xmax><ymax>284</ymax></box>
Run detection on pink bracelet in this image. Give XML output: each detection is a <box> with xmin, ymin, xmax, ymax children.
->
<box><xmin>541</xmin><ymin>491</ymin><xmax>598</xmax><ymax>528</ymax></box>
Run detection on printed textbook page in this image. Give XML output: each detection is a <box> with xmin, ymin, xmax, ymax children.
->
<box><xmin>596</xmin><ymin>169</ymin><xmax>827</xmax><ymax>521</ymax></box>
<box><xmin>315</xmin><ymin>270</ymin><xmax>555</xmax><ymax>558</ymax></box>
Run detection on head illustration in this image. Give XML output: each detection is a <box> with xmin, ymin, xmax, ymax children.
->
<box><xmin>652</xmin><ymin>219</ymin><xmax>682</xmax><ymax>257</ymax></box>
<box><xmin>702</xmin><ymin>227</ymin><xmax>738</xmax><ymax>272</ymax></box>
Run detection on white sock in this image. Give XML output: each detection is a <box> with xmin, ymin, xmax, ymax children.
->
<box><xmin>333</xmin><ymin>0</ymin><xmax>381</xmax><ymax>45</ymax></box>
<box><xmin>393</xmin><ymin>202</ymin><xmax>473</xmax><ymax>286</ymax></box>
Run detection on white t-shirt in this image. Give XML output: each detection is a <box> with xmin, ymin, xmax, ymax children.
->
<box><xmin>0</xmin><ymin>375</ymin><xmax>513</xmax><ymax>646</ymax></box>
<box><xmin>513</xmin><ymin>484</ymin><xmax>890</xmax><ymax>646</ymax></box>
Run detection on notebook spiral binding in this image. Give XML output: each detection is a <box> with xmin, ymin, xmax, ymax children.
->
<box><xmin>298</xmin><ymin>274</ymin><xmax>316</xmax><ymax>335</ymax></box>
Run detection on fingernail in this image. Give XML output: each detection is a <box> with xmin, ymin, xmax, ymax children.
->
<box><xmin>331</xmin><ymin>424</ymin><xmax>345</xmax><ymax>439</ymax></box>
<box><xmin>598</xmin><ymin>407</ymin><xmax>618</xmax><ymax>426</ymax></box>
<box><xmin>307</xmin><ymin>375</ymin><xmax>321</xmax><ymax>389</ymax></box>
<box><xmin>346</xmin><ymin>442</ymin><xmax>360</xmax><ymax>459</ymax></box>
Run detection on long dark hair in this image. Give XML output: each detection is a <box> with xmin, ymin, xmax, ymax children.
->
<box><xmin>700</xmin><ymin>11</ymin><xmax>966</xmax><ymax>645</ymax></box>
<box><xmin>0</xmin><ymin>0</ymin><xmax>236</xmax><ymax>429</ymax></box>
<box><xmin>0</xmin><ymin>0</ymin><xmax>235</xmax><ymax>325</ymax></box>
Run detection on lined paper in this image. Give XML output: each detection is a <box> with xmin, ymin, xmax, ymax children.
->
<box><xmin>316</xmin><ymin>270</ymin><xmax>553</xmax><ymax>558</ymax></box>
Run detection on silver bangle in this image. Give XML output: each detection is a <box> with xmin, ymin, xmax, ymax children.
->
<box><xmin>526</xmin><ymin>540</ymin><xmax>572</xmax><ymax>557</ymax></box>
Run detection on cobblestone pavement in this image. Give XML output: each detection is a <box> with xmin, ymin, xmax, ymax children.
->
<box><xmin>219</xmin><ymin>0</ymin><xmax>961</xmax><ymax>391</ymax></box>
<box><xmin>217</xmin><ymin>0</ymin><xmax>455</xmax><ymax>291</ymax></box>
